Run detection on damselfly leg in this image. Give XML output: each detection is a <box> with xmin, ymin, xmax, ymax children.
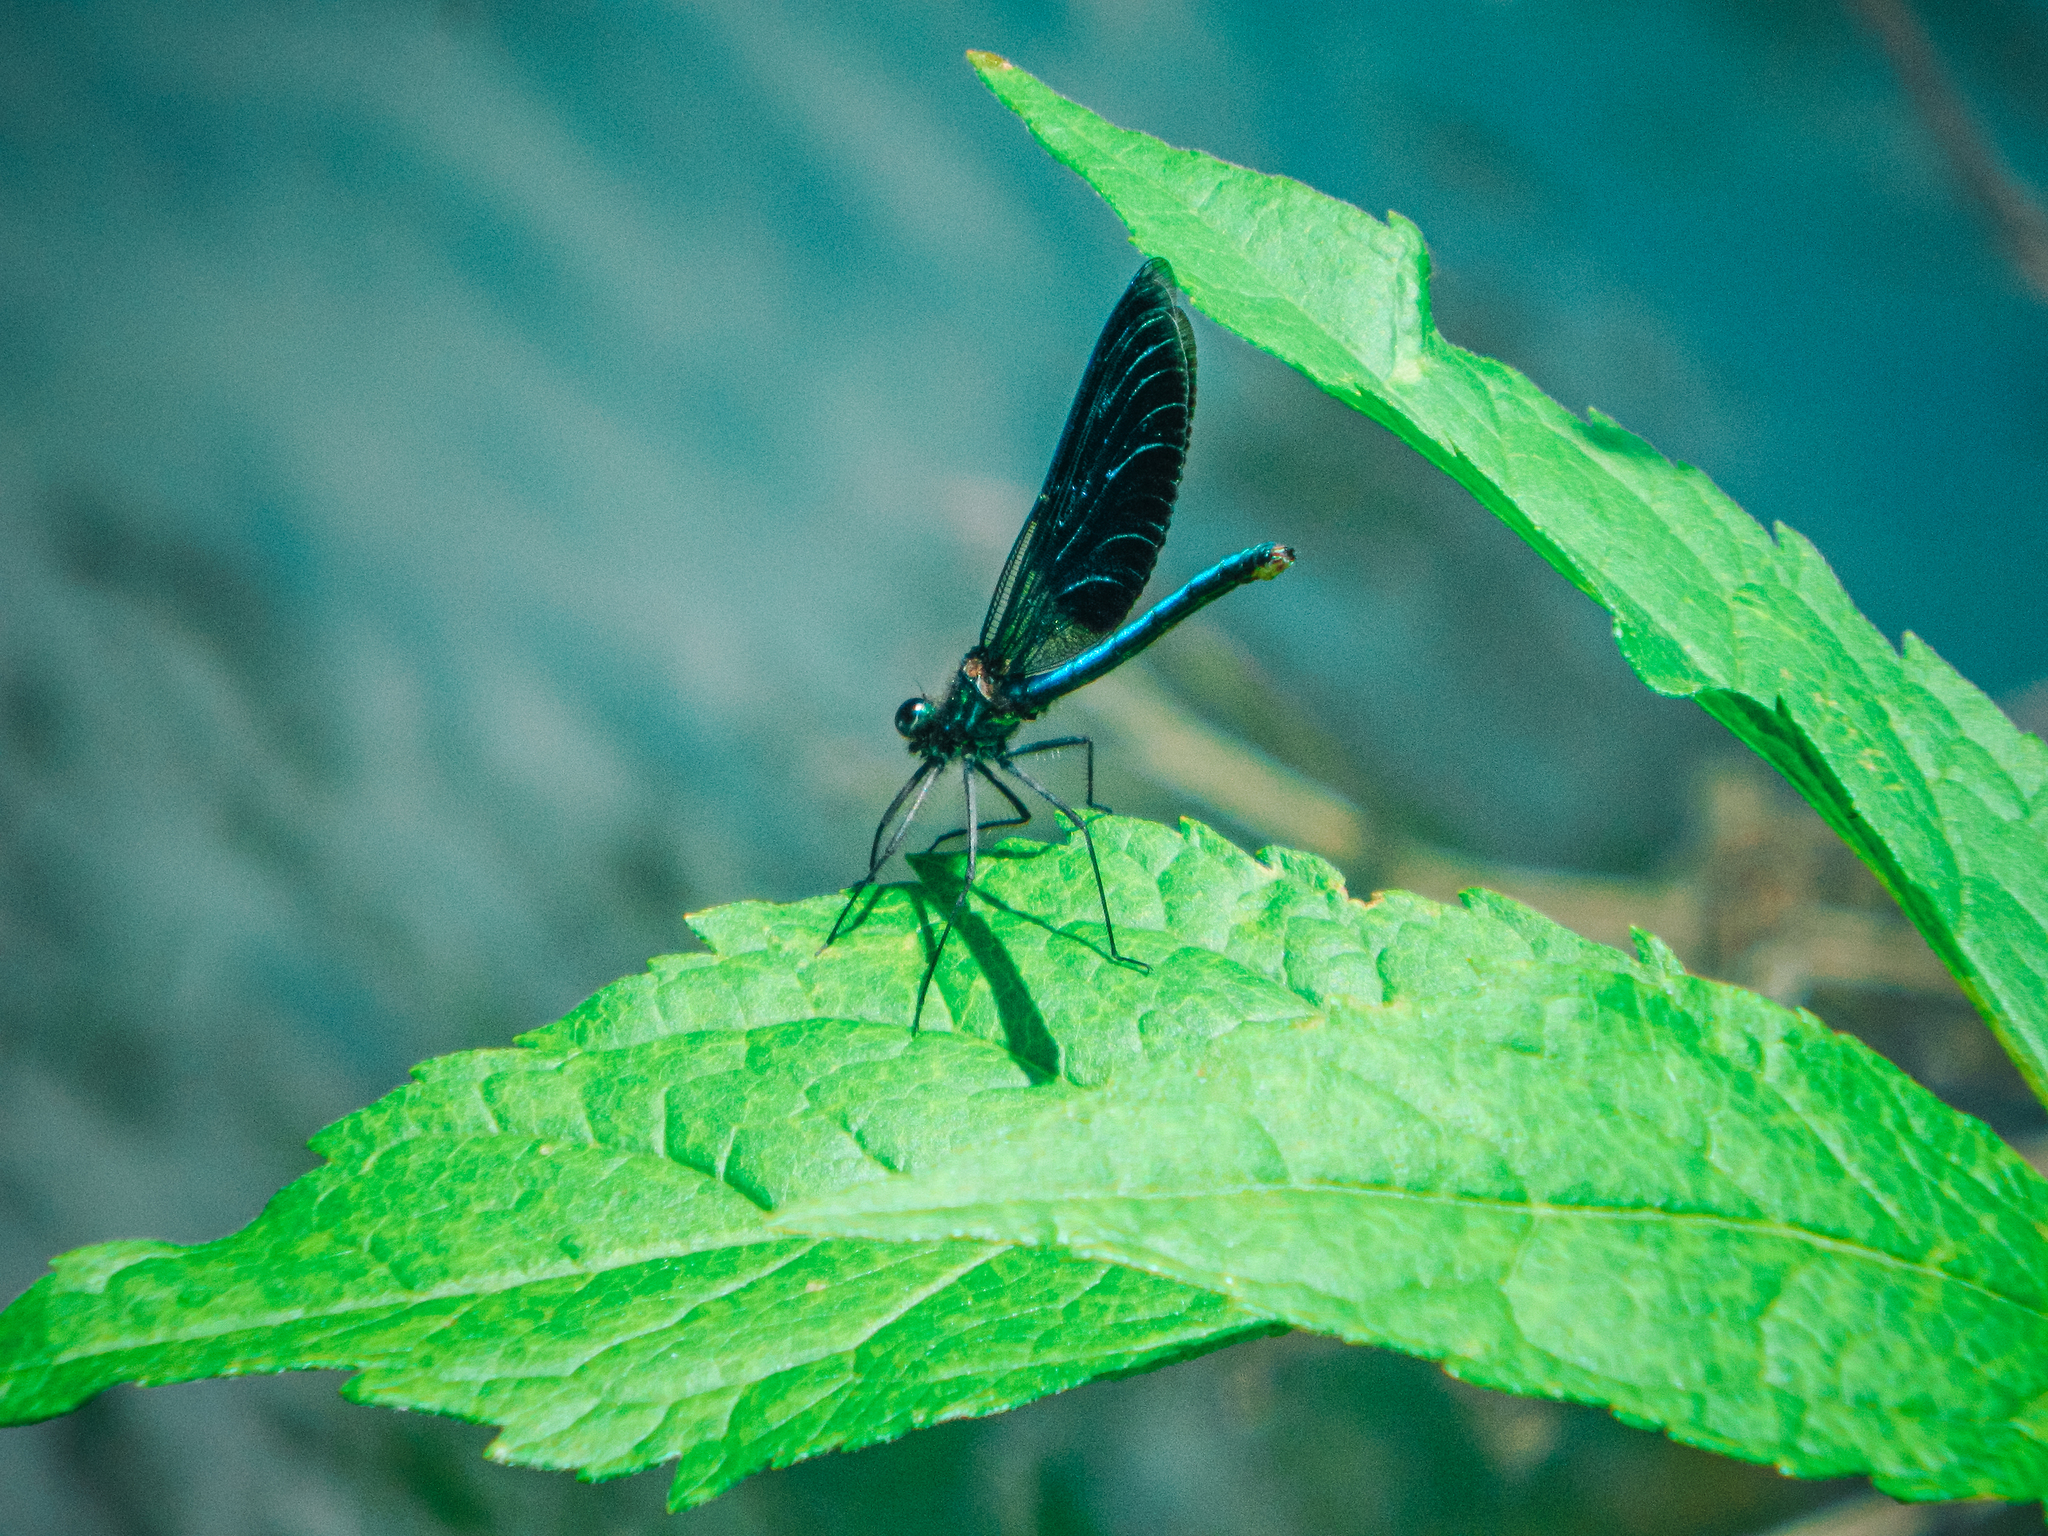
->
<box><xmin>1001</xmin><ymin>735</ymin><xmax>1104</xmax><ymax>811</ymax></box>
<box><xmin>998</xmin><ymin>750</ymin><xmax>1148</xmax><ymax>975</ymax></box>
<box><xmin>921</xmin><ymin>762</ymin><xmax>1032</xmax><ymax>856</ymax></box>
<box><xmin>822</xmin><ymin>758</ymin><xmax>942</xmax><ymax>950</ymax></box>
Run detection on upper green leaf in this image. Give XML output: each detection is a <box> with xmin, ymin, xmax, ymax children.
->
<box><xmin>966</xmin><ymin>52</ymin><xmax>2048</xmax><ymax>1103</ymax></box>
<box><xmin>6</xmin><ymin>817</ymin><xmax>2047</xmax><ymax>1502</ymax></box>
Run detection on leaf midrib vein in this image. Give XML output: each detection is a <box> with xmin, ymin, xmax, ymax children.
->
<box><xmin>1018</xmin><ymin>1182</ymin><xmax>2046</xmax><ymax>1318</ymax></box>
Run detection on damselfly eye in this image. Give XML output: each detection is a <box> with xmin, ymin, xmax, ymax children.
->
<box><xmin>894</xmin><ymin>698</ymin><xmax>932</xmax><ymax>738</ymax></box>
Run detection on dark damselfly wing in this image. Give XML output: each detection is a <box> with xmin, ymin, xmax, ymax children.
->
<box><xmin>978</xmin><ymin>258</ymin><xmax>1196</xmax><ymax>683</ymax></box>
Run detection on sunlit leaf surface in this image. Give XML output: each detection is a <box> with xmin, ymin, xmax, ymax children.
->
<box><xmin>5</xmin><ymin>819</ymin><xmax>2045</xmax><ymax>1504</ymax></box>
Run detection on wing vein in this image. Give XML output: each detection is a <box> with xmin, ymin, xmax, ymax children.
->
<box><xmin>977</xmin><ymin>260</ymin><xmax>1196</xmax><ymax>679</ymax></box>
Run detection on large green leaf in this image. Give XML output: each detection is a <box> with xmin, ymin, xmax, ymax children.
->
<box><xmin>6</xmin><ymin>818</ymin><xmax>2046</xmax><ymax>1501</ymax></box>
<box><xmin>966</xmin><ymin>51</ymin><xmax>2048</xmax><ymax>1102</ymax></box>
<box><xmin>0</xmin><ymin>861</ymin><xmax>1278</xmax><ymax>1510</ymax></box>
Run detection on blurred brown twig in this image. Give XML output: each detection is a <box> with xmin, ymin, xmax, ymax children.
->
<box><xmin>1848</xmin><ymin>0</ymin><xmax>2048</xmax><ymax>301</ymax></box>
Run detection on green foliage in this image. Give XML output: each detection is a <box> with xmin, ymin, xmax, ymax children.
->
<box><xmin>7</xmin><ymin>52</ymin><xmax>2048</xmax><ymax>1516</ymax></box>
<box><xmin>6</xmin><ymin>820</ymin><xmax>2048</xmax><ymax>1503</ymax></box>
<box><xmin>0</xmin><ymin>847</ymin><xmax>1278</xmax><ymax>1508</ymax></box>
<box><xmin>795</xmin><ymin>842</ymin><xmax>2048</xmax><ymax>1500</ymax></box>
<box><xmin>967</xmin><ymin>51</ymin><xmax>2048</xmax><ymax>1105</ymax></box>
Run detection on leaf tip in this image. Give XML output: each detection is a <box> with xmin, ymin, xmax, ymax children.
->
<box><xmin>1630</xmin><ymin>927</ymin><xmax>1687</xmax><ymax>978</ymax></box>
<box><xmin>966</xmin><ymin>49</ymin><xmax>1013</xmax><ymax>73</ymax></box>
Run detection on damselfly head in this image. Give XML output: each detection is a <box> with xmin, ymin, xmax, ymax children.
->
<box><xmin>894</xmin><ymin>697</ymin><xmax>934</xmax><ymax>740</ymax></box>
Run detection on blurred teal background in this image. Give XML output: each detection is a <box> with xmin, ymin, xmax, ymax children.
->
<box><xmin>1</xmin><ymin>2</ymin><xmax>2044</xmax><ymax>1532</ymax></box>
